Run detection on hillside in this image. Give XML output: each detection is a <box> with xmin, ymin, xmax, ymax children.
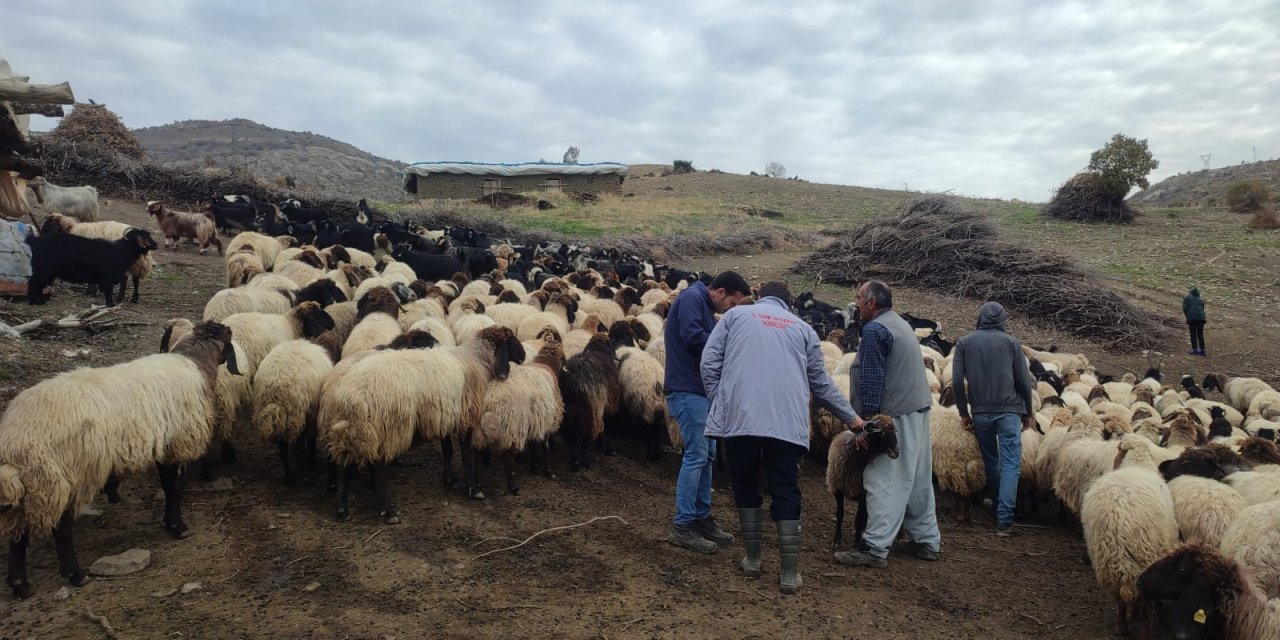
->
<box><xmin>1129</xmin><ymin>159</ymin><xmax>1280</xmax><ymax>206</ymax></box>
<box><xmin>132</xmin><ymin>118</ymin><xmax>408</xmax><ymax>201</ymax></box>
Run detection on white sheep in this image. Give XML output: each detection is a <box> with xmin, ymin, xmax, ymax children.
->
<box><xmin>1166</xmin><ymin>475</ymin><xmax>1247</xmax><ymax>548</ymax></box>
<box><xmin>0</xmin><ymin>322</ymin><xmax>238</xmax><ymax>599</ymax></box>
<box><xmin>409</xmin><ymin>318</ymin><xmax>457</xmax><ymax>348</ymax></box>
<box><xmin>473</xmin><ymin>340</ymin><xmax>566</xmax><ymax>492</ymax></box>
<box><xmin>341</xmin><ymin>287</ymin><xmax>404</xmax><ymax>358</ymax></box>
<box><xmin>1218</xmin><ymin>500</ymin><xmax>1280</xmax><ymax>600</ymax></box>
<box><xmin>202</xmin><ymin>286</ymin><xmax>293</xmax><ymax>321</ymax></box>
<box><xmin>320</xmin><ymin>326</ymin><xmax>525</xmax><ymax>520</ymax></box>
<box><xmin>28</xmin><ymin>176</ymin><xmax>99</xmax><ymax>222</ymax></box>
<box><xmin>225</xmin><ymin>247</ymin><xmax>265</xmax><ymax>288</ymax></box>
<box><xmin>929</xmin><ymin>403</ymin><xmax>986</xmax><ymax>523</ymax></box>
<box><xmin>516</xmin><ymin>293</ymin><xmax>578</xmax><ymax>342</ymax></box>
<box><xmin>228</xmin><ymin>231</ymin><xmax>290</xmax><ymax>270</ymax></box>
<box><xmin>1224</xmin><ymin>471</ymin><xmax>1280</xmax><ymax>505</ymax></box>
<box><xmin>1079</xmin><ymin>466</ymin><xmax>1179</xmax><ymax>638</ymax></box>
<box><xmin>252</xmin><ymin>319</ymin><xmax>339</xmax><ymax>483</ymax></box>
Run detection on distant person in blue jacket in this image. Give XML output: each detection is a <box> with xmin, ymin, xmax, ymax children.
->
<box><xmin>1183</xmin><ymin>287</ymin><xmax>1206</xmax><ymax>356</ymax></box>
<box><xmin>664</xmin><ymin>271</ymin><xmax>751</xmax><ymax>554</ymax></box>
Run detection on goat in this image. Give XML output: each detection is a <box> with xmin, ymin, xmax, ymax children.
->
<box><xmin>147</xmin><ymin>201</ymin><xmax>223</xmax><ymax>255</ymax></box>
<box><xmin>27</xmin><ymin>228</ymin><xmax>158</xmax><ymax>306</ymax></box>
<box><xmin>27</xmin><ymin>177</ymin><xmax>99</xmax><ymax>222</ymax></box>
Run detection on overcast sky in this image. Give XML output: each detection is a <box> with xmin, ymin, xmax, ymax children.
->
<box><xmin>4</xmin><ymin>0</ymin><xmax>1278</xmax><ymax>201</ymax></box>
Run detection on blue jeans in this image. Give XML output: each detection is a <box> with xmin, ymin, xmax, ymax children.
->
<box><xmin>973</xmin><ymin>412</ymin><xmax>1022</xmax><ymax>526</ymax></box>
<box><xmin>668</xmin><ymin>392</ymin><xmax>716</xmax><ymax>526</ymax></box>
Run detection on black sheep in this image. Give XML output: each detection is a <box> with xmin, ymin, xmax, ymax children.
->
<box><xmin>28</xmin><ymin>229</ymin><xmax>158</xmax><ymax>306</ymax></box>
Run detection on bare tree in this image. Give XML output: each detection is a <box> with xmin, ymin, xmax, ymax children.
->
<box><xmin>563</xmin><ymin>146</ymin><xmax>580</xmax><ymax>164</ymax></box>
<box><xmin>765</xmin><ymin>161</ymin><xmax>787</xmax><ymax>178</ymax></box>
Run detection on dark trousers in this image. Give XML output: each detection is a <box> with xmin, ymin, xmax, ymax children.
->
<box><xmin>724</xmin><ymin>436</ymin><xmax>805</xmax><ymax>522</ymax></box>
<box><xmin>1188</xmin><ymin>321</ymin><xmax>1206</xmax><ymax>351</ymax></box>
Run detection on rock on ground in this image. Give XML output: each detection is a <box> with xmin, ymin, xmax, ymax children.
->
<box><xmin>89</xmin><ymin>548</ymin><xmax>151</xmax><ymax>577</ymax></box>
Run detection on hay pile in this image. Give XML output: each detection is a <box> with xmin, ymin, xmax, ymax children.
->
<box><xmin>47</xmin><ymin>104</ymin><xmax>146</xmax><ymax>160</ymax></box>
<box><xmin>1042</xmin><ymin>172</ymin><xmax>1134</xmax><ymax>223</ymax></box>
<box><xmin>792</xmin><ymin>196</ymin><xmax>1169</xmax><ymax>349</ymax></box>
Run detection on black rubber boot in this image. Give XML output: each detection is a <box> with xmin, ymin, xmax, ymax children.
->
<box><xmin>738</xmin><ymin>508</ymin><xmax>763</xmax><ymax>578</ymax></box>
<box><xmin>777</xmin><ymin>520</ymin><xmax>803</xmax><ymax>594</ymax></box>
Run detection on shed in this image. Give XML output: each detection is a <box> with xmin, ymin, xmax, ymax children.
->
<box><xmin>402</xmin><ymin>161</ymin><xmax>629</xmax><ymax>199</ymax></box>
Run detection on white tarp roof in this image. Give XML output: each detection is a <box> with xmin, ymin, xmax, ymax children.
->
<box><xmin>403</xmin><ymin>161</ymin><xmax>629</xmax><ymax>178</ymax></box>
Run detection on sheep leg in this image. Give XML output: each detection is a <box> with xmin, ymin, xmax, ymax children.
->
<box><xmin>156</xmin><ymin>462</ymin><xmax>189</xmax><ymax>539</ymax></box>
<box><xmin>479</xmin><ymin>448</ymin><xmax>492</xmax><ymax>467</ymax></box>
<box><xmin>833</xmin><ymin>491</ymin><xmax>846</xmax><ymax>547</ymax></box>
<box><xmin>440</xmin><ymin>437</ymin><xmax>458</xmax><ymax>487</ymax></box>
<box><xmin>101</xmin><ymin>278</ymin><xmax>116</xmax><ymax>306</ymax></box>
<box><xmin>129</xmin><ymin>273</ymin><xmax>140</xmax><ymax>303</ymax></box>
<box><xmin>7</xmin><ymin>532</ymin><xmax>32</xmax><ymax>599</ymax></box>
<box><xmin>1115</xmin><ymin>599</ymin><xmax>1130</xmax><ymax>639</ymax></box>
<box><xmin>277</xmin><ymin>440</ymin><xmax>294</xmax><ymax>484</ymax></box>
<box><xmin>502</xmin><ymin>448</ymin><xmax>519</xmax><ymax>495</ymax></box>
<box><xmin>953</xmin><ymin>492</ymin><xmax>970</xmax><ymax>525</ymax></box>
<box><xmin>52</xmin><ymin>510</ymin><xmax>90</xmax><ymax>587</ymax></box>
<box><xmin>102</xmin><ymin>474</ymin><xmax>121</xmax><ymax>504</ymax></box>
<box><xmin>116</xmin><ymin>277</ymin><xmax>128</xmax><ymax>305</ymax></box>
<box><xmin>220</xmin><ymin>441</ymin><xmax>238</xmax><ymax>465</ymax></box>
<box><xmin>335</xmin><ymin>465</ymin><xmax>356</xmax><ymax>521</ymax></box>
<box><xmin>371</xmin><ymin>463</ymin><xmax>399</xmax><ymax>524</ymax></box>
<box><xmin>460</xmin><ymin>431</ymin><xmax>484</xmax><ymax>500</ymax></box>
<box><xmin>645</xmin><ymin>419</ymin><xmax>662</xmax><ymax>461</ymax></box>
<box><xmin>854</xmin><ymin>492</ymin><xmax>870</xmax><ymax>546</ymax></box>
<box><xmin>540</xmin><ymin>440</ymin><xmax>557</xmax><ymax>479</ymax></box>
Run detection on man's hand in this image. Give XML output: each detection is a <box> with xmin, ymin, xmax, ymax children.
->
<box><xmin>1022</xmin><ymin>414</ymin><xmax>1037</xmax><ymax>431</ymax></box>
<box><xmin>848</xmin><ymin>415</ymin><xmax>865</xmax><ymax>432</ymax></box>
<box><xmin>961</xmin><ymin>416</ymin><xmax>973</xmax><ymax>431</ymax></box>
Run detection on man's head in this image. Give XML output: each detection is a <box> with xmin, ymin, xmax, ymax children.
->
<box><xmin>757</xmin><ymin>281</ymin><xmax>793</xmax><ymax>306</ymax></box>
<box><xmin>708</xmin><ymin>271</ymin><xmax>751</xmax><ymax>314</ymax></box>
<box><xmin>855</xmin><ymin>279</ymin><xmax>892</xmax><ymax>321</ymax></box>
<box><xmin>1190</xmin><ymin>287</ymin><xmax>1200</xmax><ymax>297</ymax></box>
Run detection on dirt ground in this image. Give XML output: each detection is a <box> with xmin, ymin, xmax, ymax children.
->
<box><xmin>3</xmin><ymin>198</ymin><xmax>1272</xmax><ymax>639</ymax></box>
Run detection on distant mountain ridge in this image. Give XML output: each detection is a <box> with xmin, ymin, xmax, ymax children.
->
<box><xmin>1129</xmin><ymin>159</ymin><xmax>1280</xmax><ymax>207</ymax></box>
<box><xmin>132</xmin><ymin>118</ymin><xmax>408</xmax><ymax>201</ymax></box>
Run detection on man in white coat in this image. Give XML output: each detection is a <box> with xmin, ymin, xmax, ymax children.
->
<box><xmin>701</xmin><ymin>281</ymin><xmax>861</xmax><ymax>594</ymax></box>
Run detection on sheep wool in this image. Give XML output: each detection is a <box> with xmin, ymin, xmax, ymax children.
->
<box><xmin>474</xmin><ymin>343</ymin><xmax>565</xmax><ymax>452</ymax></box>
<box><xmin>228</xmin><ymin>231</ymin><xmax>287</xmax><ymax>270</ymax></box>
<box><xmin>928</xmin><ymin>404</ymin><xmax>986</xmax><ymax>515</ymax></box>
<box><xmin>1080</xmin><ymin>466</ymin><xmax>1178</xmax><ymax>619</ymax></box>
<box><xmin>1167</xmin><ymin>475</ymin><xmax>1247</xmax><ymax>548</ymax></box>
<box><xmin>1224</xmin><ymin>471</ymin><xmax>1280</xmax><ymax>505</ymax></box>
<box><xmin>253</xmin><ymin>339</ymin><xmax>334</xmax><ymax>445</ymax></box>
<box><xmin>1219</xmin><ymin>500</ymin><xmax>1280</xmax><ymax>600</ymax></box>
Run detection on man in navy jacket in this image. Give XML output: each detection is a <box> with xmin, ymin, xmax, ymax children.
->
<box><xmin>665</xmin><ymin>271</ymin><xmax>751</xmax><ymax>554</ymax></box>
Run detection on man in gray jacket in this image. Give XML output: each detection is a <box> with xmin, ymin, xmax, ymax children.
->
<box><xmin>836</xmin><ymin>280</ymin><xmax>939</xmax><ymax>568</ymax></box>
<box><xmin>701</xmin><ymin>281</ymin><xmax>860</xmax><ymax>594</ymax></box>
<box><xmin>950</xmin><ymin>302</ymin><xmax>1036</xmax><ymax>537</ymax></box>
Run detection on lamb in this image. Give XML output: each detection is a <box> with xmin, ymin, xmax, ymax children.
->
<box><xmin>928</xmin><ymin>403</ymin><xmax>986</xmax><ymax>523</ymax></box>
<box><xmin>203</xmin><ymin>286</ymin><xmax>292</xmax><ymax>321</ymax></box>
<box><xmin>147</xmin><ymin>201</ymin><xmax>222</xmax><ymax>255</ymax></box>
<box><xmin>826</xmin><ymin>416</ymin><xmax>898</xmax><ymax>547</ymax></box>
<box><xmin>252</xmin><ymin>307</ymin><xmax>339</xmax><ymax>483</ymax></box>
<box><xmin>341</xmin><ymin>287</ymin><xmax>404</xmax><ymax>358</ymax></box>
<box><xmin>40</xmin><ymin>213</ymin><xmax>156</xmax><ymax>303</ymax></box>
<box><xmin>558</xmin><ymin>333</ymin><xmax>623</xmax><ymax>470</ymax></box>
<box><xmin>0</xmin><ymin>322</ymin><xmax>239</xmax><ymax>599</ymax></box>
<box><xmin>473</xmin><ymin>340</ymin><xmax>566</xmax><ymax>493</ymax></box>
<box><xmin>320</xmin><ymin>326</ymin><xmax>524</xmax><ymax>519</ymax></box>
<box><xmin>27</xmin><ymin>176</ymin><xmax>98</xmax><ymax>222</ymax></box>
<box><xmin>610</xmin><ymin>321</ymin><xmax>669</xmax><ymax>461</ymax></box>
<box><xmin>27</xmin><ymin>228</ymin><xmax>158</xmax><ymax>306</ymax></box>
<box><xmin>1138</xmin><ymin>544</ymin><xmax>1280</xmax><ymax>640</ymax></box>
<box><xmin>225</xmin><ymin>247</ymin><xmax>265</xmax><ymax>287</ymax></box>
<box><xmin>1079</xmin><ymin>466</ymin><xmax>1179</xmax><ymax>638</ymax></box>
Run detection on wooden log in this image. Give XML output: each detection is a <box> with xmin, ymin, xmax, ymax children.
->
<box><xmin>0</xmin><ymin>154</ymin><xmax>44</xmax><ymax>179</ymax></box>
<box><xmin>0</xmin><ymin>79</ymin><xmax>75</xmax><ymax>104</ymax></box>
<box><xmin>11</xmin><ymin>103</ymin><xmax>64</xmax><ymax>117</ymax></box>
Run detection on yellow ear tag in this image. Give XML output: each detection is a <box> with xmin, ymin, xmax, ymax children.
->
<box><xmin>1193</xmin><ymin>609</ymin><xmax>1207</xmax><ymax>624</ymax></box>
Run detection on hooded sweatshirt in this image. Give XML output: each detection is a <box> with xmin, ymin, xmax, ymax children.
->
<box><xmin>950</xmin><ymin>302</ymin><xmax>1035</xmax><ymax>419</ymax></box>
<box><xmin>1183</xmin><ymin>288</ymin><xmax>1205</xmax><ymax>322</ymax></box>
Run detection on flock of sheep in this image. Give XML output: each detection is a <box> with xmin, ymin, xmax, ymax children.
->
<box><xmin>849</xmin><ymin>337</ymin><xmax>1280</xmax><ymax>639</ymax></box>
<box><xmin>2</xmin><ymin>191</ymin><xmax>1279</xmax><ymax>639</ymax></box>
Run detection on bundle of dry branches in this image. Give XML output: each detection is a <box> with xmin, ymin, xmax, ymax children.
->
<box><xmin>1042</xmin><ymin>171</ymin><xmax>1135</xmax><ymax>223</ymax></box>
<box><xmin>791</xmin><ymin>196</ymin><xmax>1170</xmax><ymax>349</ymax></box>
<box><xmin>48</xmin><ymin>103</ymin><xmax>146</xmax><ymax>160</ymax></box>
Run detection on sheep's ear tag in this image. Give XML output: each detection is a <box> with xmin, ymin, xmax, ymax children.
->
<box><xmin>1193</xmin><ymin>609</ymin><xmax>1206</xmax><ymax>624</ymax></box>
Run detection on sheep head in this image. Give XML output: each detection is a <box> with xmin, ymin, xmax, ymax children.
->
<box><xmin>146</xmin><ymin>201</ymin><xmax>167</xmax><ymax>218</ymax></box>
<box><xmin>863</xmin><ymin>414</ymin><xmax>899</xmax><ymax>459</ymax></box>
<box><xmin>160</xmin><ymin>318</ymin><xmax>195</xmax><ymax>353</ymax></box>
<box><xmin>385</xmin><ymin>329</ymin><xmax>439</xmax><ymax>351</ymax></box>
<box><xmin>190</xmin><ymin>321</ymin><xmax>240</xmax><ymax>376</ymax></box>
<box><xmin>496</xmin><ymin>289</ymin><xmax>521</xmax><ymax>304</ymax></box>
<box><xmin>607</xmin><ymin>319</ymin><xmax>637</xmax><ymax>348</ymax></box>
<box><xmin>1238</xmin><ymin>437</ymin><xmax>1280</xmax><ymax>466</ymax></box>
<box><xmin>478</xmin><ymin>326</ymin><xmax>524</xmax><ymax>380</ymax></box>
<box><xmin>356</xmin><ymin>287</ymin><xmax>401</xmax><ymax>320</ymax></box>
<box><xmin>535</xmin><ymin>326</ymin><xmax>562</xmax><ymax>344</ymax></box>
<box><xmin>295</xmin><ymin>301</ymin><xmax>336</xmax><ymax>338</ymax></box>
<box><xmin>1137</xmin><ymin>545</ymin><xmax>1234</xmax><ymax>640</ymax></box>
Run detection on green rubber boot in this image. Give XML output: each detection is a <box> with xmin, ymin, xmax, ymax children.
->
<box><xmin>737</xmin><ymin>508</ymin><xmax>763</xmax><ymax>578</ymax></box>
<box><xmin>777</xmin><ymin>520</ymin><xmax>803</xmax><ymax>594</ymax></box>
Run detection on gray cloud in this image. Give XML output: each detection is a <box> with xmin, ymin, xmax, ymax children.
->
<box><xmin>4</xmin><ymin>0</ymin><xmax>1278</xmax><ymax>200</ymax></box>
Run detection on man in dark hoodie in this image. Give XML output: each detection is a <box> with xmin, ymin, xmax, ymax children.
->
<box><xmin>1183</xmin><ymin>287</ymin><xmax>1206</xmax><ymax>356</ymax></box>
<box><xmin>950</xmin><ymin>302</ymin><xmax>1035</xmax><ymax>537</ymax></box>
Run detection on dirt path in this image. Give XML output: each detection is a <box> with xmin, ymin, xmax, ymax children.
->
<box><xmin>0</xmin><ymin>201</ymin><xmax>1226</xmax><ymax>639</ymax></box>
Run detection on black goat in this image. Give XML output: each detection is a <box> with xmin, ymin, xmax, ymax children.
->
<box><xmin>394</xmin><ymin>244</ymin><xmax>466</xmax><ymax>282</ymax></box>
<box><xmin>1180</xmin><ymin>375</ymin><xmax>1205</xmax><ymax>399</ymax></box>
<box><xmin>279</xmin><ymin>199</ymin><xmax>328</xmax><ymax>225</ymax></box>
<box><xmin>207</xmin><ymin>200</ymin><xmax>261</xmax><ymax>235</ymax></box>
<box><xmin>28</xmin><ymin>228</ymin><xmax>158</xmax><ymax>306</ymax></box>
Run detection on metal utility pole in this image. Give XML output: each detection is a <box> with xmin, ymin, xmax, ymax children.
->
<box><xmin>1200</xmin><ymin>153</ymin><xmax>1212</xmax><ymax>170</ymax></box>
